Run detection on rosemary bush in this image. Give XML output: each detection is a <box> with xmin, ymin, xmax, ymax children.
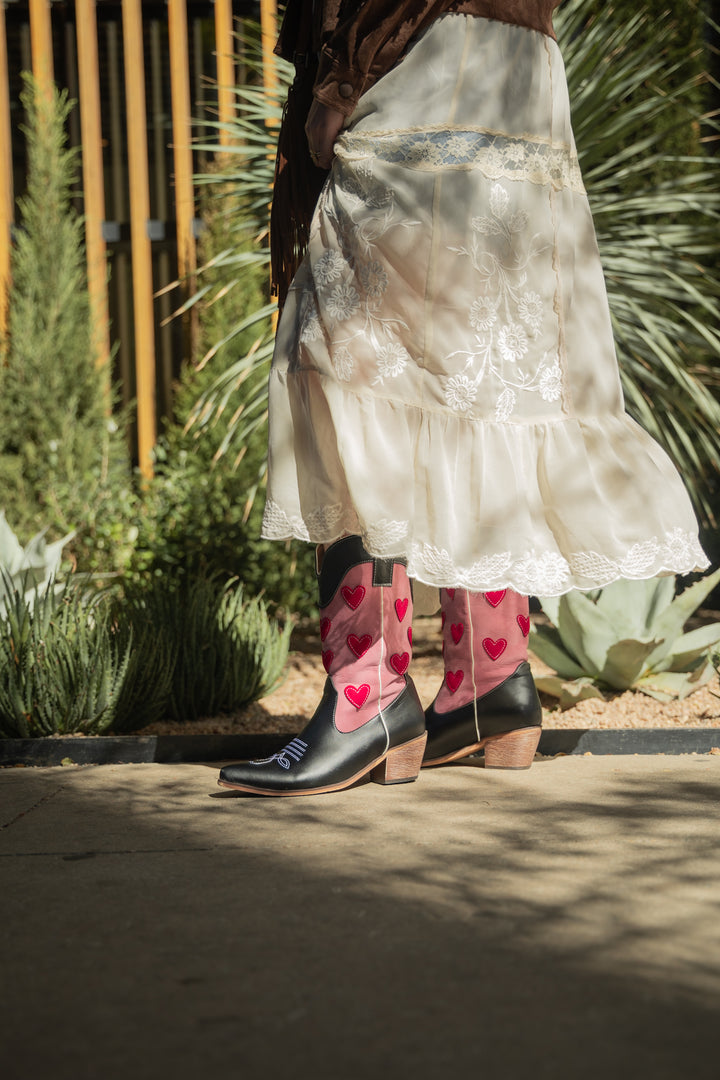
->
<box><xmin>0</xmin><ymin>76</ymin><xmax>134</xmax><ymax>575</ymax></box>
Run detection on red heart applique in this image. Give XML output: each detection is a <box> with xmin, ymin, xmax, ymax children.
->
<box><xmin>390</xmin><ymin>652</ymin><xmax>409</xmax><ymax>675</ymax></box>
<box><xmin>517</xmin><ymin>614</ymin><xmax>530</xmax><ymax>638</ymax></box>
<box><xmin>395</xmin><ymin>598</ymin><xmax>409</xmax><ymax>622</ymax></box>
<box><xmin>451</xmin><ymin>623</ymin><xmax>464</xmax><ymax>645</ymax></box>
<box><xmin>320</xmin><ymin>618</ymin><xmax>332</xmax><ymax>642</ymax></box>
<box><xmin>484</xmin><ymin>590</ymin><xmax>507</xmax><ymax>608</ymax></box>
<box><xmin>341</xmin><ymin>585</ymin><xmax>366</xmax><ymax>611</ymax></box>
<box><xmin>322</xmin><ymin>650</ymin><xmax>334</xmax><ymax>673</ymax></box>
<box><xmin>347</xmin><ymin>633</ymin><xmax>372</xmax><ymax>658</ymax></box>
<box><xmin>483</xmin><ymin>637</ymin><xmax>507</xmax><ymax>661</ymax></box>
<box><xmin>445</xmin><ymin>670</ymin><xmax>464</xmax><ymax>694</ymax></box>
<box><xmin>446</xmin><ymin>589</ymin><xmax>456</xmax><ymax>600</ymax></box>
<box><xmin>407</xmin><ymin>627</ymin><xmax>412</xmax><ymax>646</ymax></box>
<box><xmin>344</xmin><ymin>684</ymin><xmax>371</xmax><ymax>709</ymax></box>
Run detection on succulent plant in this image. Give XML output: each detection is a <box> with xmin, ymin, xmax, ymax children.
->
<box><xmin>0</xmin><ymin>576</ymin><xmax>131</xmax><ymax>738</ymax></box>
<box><xmin>531</xmin><ymin>568</ymin><xmax>720</xmax><ymax>707</ymax></box>
<box><xmin>115</xmin><ymin>575</ymin><xmax>292</xmax><ymax>726</ymax></box>
<box><xmin>0</xmin><ymin>511</ymin><xmax>74</xmax><ymax>615</ymax></box>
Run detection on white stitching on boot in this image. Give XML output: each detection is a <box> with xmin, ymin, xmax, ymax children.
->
<box><xmin>251</xmin><ymin>738</ymin><xmax>309</xmax><ymax>770</ymax></box>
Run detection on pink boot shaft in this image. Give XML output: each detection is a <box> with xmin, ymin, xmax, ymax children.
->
<box><xmin>320</xmin><ymin>555</ymin><xmax>412</xmax><ymax>732</ymax></box>
<box><xmin>434</xmin><ymin>588</ymin><xmax>531</xmax><ymax>713</ymax></box>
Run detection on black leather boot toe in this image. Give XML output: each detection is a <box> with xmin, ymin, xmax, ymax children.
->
<box><xmin>423</xmin><ymin>661</ymin><xmax>542</xmax><ymax>769</ymax></box>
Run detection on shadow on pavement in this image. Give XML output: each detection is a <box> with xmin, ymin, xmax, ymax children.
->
<box><xmin>1</xmin><ymin>756</ymin><xmax>719</xmax><ymax>1079</ymax></box>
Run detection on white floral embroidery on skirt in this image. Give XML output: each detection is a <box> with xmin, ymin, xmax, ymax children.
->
<box><xmin>261</xmin><ymin>14</ymin><xmax>708</xmax><ymax>596</ymax></box>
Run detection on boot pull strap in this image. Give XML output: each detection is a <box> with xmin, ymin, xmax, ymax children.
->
<box><xmin>318</xmin><ymin>535</ymin><xmax>407</xmax><ymax>607</ymax></box>
<box><xmin>372</xmin><ymin>558</ymin><xmax>396</xmax><ymax>587</ymax></box>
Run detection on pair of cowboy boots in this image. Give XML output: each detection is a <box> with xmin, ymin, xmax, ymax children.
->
<box><xmin>218</xmin><ymin>536</ymin><xmax>541</xmax><ymax>796</ymax></box>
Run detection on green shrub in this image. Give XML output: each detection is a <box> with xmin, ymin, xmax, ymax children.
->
<box><xmin>0</xmin><ymin>568</ymin><xmax>293</xmax><ymax>737</ymax></box>
<box><xmin>130</xmin><ymin>160</ymin><xmax>316</xmax><ymax>616</ymax></box>
<box><xmin>116</xmin><ymin>576</ymin><xmax>292</xmax><ymax>726</ymax></box>
<box><xmin>109</xmin><ymin>611</ymin><xmax>178</xmax><ymax>733</ymax></box>
<box><xmin>0</xmin><ymin>75</ymin><xmax>136</xmax><ymax>578</ymax></box>
<box><xmin>531</xmin><ymin>569</ymin><xmax>720</xmax><ymax>707</ymax></box>
<box><xmin>579</xmin><ymin>0</ymin><xmax>709</xmax><ymax>179</ymax></box>
<box><xmin>0</xmin><ymin>577</ymin><xmax>131</xmax><ymax>738</ymax></box>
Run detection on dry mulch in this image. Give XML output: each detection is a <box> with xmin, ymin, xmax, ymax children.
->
<box><xmin>142</xmin><ymin>614</ymin><xmax>720</xmax><ymax>736</ymax></box>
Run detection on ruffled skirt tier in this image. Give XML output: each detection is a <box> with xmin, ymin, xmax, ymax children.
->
<box><xmin>262</xmin><ymin>14</ymin><xmax>707</xmax><ymax>595</ymax></box>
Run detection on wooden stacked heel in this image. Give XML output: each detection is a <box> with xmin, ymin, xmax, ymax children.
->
<box><xmin>483</xmin><ymin>726</ymin><xmax>541</xmax><ymax>770</ymax></box>
<box><xmin>372</xmin><ymin>732</ymin><xmax>428</xmax><ymax>785</ymax></box>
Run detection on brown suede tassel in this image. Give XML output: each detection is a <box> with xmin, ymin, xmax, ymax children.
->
<box><xmin>270</xmin><ymin>63</ymin><xmax>329</xmax><ymax>313</ymax></box>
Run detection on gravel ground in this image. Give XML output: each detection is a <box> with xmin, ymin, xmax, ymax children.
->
<box><xmin>143</xmin><ymin>614</ymin><xmax>720</xmax><ymax>736</ymax></box>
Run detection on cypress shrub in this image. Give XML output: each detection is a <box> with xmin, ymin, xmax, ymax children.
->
<box><xmin>0</xmin><ymin>75</ymin><xmax>135</xmax><ymax>575</ymax></box>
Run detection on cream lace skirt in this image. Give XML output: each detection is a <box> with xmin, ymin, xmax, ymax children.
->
<box><xmin>261</xmin><ymin>14</ymin><xmax>708</xmax><ymax>597</ymax></box>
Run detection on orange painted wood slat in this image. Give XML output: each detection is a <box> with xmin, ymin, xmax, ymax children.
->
<box><xmin>260</xmin><ymin>0</ymin><xmax>278</xmax><ymax>113</ymax></box>
<box><xmin>214</xmin><ymin>0</ymin><xmax>235</xmax><ymax>147</ymax></box>
<box><xmin>0</xmin><ymin>1</ymin><xmax>13</xmax><ymax>338</ymax></box>
<box><xmin>29</xmin><ymin>0</ymin><xmax>54</xmax><ymax>98</ymax></box>
<box><xmin>168</xmin><ymin>0</ymin><xmax>196</xmax><ymax>284</ymax></box>
<box><xmin>122</xmin><ymin>0</ymin><xmax>157</xmax><ymax>478</ymax></box>
<box><xmin>75</xmin><ymin>0</ymin><xmax>111</xmax><ymax>380</ymax></box>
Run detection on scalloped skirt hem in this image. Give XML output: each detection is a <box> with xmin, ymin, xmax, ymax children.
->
<box><xmin>261</xmin><ymin>510</ymin><xmax>708</xmax><ymax>605</ymax></box>
<box><xmin>261</xmin><ymin>377</ymin><xmax>709</xmax><ymax>600</ymax></box>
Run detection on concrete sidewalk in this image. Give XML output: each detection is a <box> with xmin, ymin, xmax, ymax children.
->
<box><xmin>2</xmin><ymin>754</ymin><xmax>719</xmax><ymax>1080</ymax></box>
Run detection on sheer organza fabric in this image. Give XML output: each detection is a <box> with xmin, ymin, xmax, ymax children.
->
<box><xmin>262</xmin><ymin>14</ymin><xmax>708</xmax><ymax>596</ymax></box>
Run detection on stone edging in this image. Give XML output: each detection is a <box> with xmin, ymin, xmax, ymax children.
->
<box><xmin>1</xmin><ymin>728</ymin><xmax>719</xmax><ymax>767</ymax></box>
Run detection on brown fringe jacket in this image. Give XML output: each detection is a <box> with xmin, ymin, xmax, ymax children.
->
<box><xmin>271</xmin><ymin>1</ymin><xmax>562</xmax><ymax>307</ymax></box>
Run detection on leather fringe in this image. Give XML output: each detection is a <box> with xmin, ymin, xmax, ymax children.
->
<box><xmin>270</xmin><ymin>65</ymin><xmax>329</xmax><ymax>313</ymax></box>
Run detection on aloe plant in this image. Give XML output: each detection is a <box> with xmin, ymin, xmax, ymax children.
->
<box><xmin>117</xmin><ymin>576</ymin><xmax>292</xmax><ymax>724</ymax></box>
<box><xmin>531</xmin><ymin>568</ymin><xmax>720</xmax><ymax>706</ymax></box>
<box><xmin>0</xmin><ymin>575</ymin><xmax>131</xmax><ymax>738</ymax></box>
<box><xmin>0</xmin><ymin>510</ymin><xmax>73</xmax><ymax>615</ymax></box>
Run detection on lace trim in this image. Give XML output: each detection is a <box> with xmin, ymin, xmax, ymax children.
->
<box><xmin>336</xmin><ymin>127</ymin><xmax>585</xmax><ymax>194</ymax></box>
<box><xmin>261</xmin><ymin>500</ymin><xmax>708</xmax><ymax>595</ymax></box>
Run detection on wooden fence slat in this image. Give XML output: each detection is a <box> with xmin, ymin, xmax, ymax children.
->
<box><xmin>29</xmin><ymin>0</ymin><xmax>53</xmax><ymax>98</ymax></box>
<box><xmin>168</xmin><ymin>0</ymin><xmax>198</xmax><ymax>372</ymax></box>
<box><xmin>214</xmin><ymin>0</ymin><xmax>234</xmax><ymax>146</ymax></box>
<box><xmin>260</xmin><ymin>0</ymin><xmax>278</xmax><ymax>111</ymax></box>
<box><xmin>122</xmin><ymin>0</ymin><xmax>157</xmax><ymax>478</ymax></box>
<box><xmin>75</xmin><ymin>0</ymin><xmax>111</xmax><ymax>383</ymax></box>
<box><xmin>168</xmin><ymin>0</ymin><xmax>196</xmax><ymax>286</ymax></box>
<box><xmin>0</xmin><ymin>1</ymin><xmax>13</xmax><ymax>338</ymax></box>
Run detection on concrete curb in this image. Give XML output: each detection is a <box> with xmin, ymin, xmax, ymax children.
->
<box><xmin>1</xmin><ymin>728</ymin><xmax>719</xmax><ymax>766</ymax></box>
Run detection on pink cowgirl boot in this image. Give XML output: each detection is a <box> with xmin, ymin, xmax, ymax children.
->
<box><xmin>423</xmin><ymin>588</ymin><xmax>542</xmax><ymax>769</ymax></box>
<box><xmin>218</xmin><ymin>536</ymin><xmax>426</xmax><ymax>796</ymax></box>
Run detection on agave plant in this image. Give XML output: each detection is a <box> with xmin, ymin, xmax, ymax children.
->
<box><xmin>182</xmin><ymin>3</ymin><xmax>720</xmax><ymax>530</ymax></box>
<box><xmin>0</xmin><ymin>510</ymin><xmax>74</xmax><ymax>615</ymax></box>
<box><xmin>531</xmin><ymin>568</ymin><xmax>720</xmax><ymax>707</ymax></box>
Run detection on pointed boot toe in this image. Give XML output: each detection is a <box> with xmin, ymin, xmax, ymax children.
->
<box><xmin>218</xmin><ymin>678</ymin><xmax>426</xmax><ymax>796</ymax></box>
